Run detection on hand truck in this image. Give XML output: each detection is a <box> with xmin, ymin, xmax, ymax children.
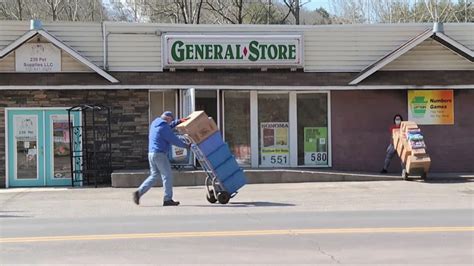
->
<box><xmin>181</xmin><ymin>134</ymin><xmax>233</xmax><ymax>204</ymax></box>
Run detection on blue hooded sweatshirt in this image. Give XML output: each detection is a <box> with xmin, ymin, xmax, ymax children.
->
<box><xmin>149</xmin><ymin>117</ymin><xmax>187</xmax><ymax>153</ymax></box>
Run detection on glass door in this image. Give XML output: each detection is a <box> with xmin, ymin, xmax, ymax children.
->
<box><xmin>176</xmin><ymin>88</ymin><xmax>196</xmax><ymax>167</ymax></box>
<box><xmin>7</xmin><ymin>109</ymin><xmax>81</xmax><ymax>187</ymax></box>
<box><xmin>7</xmin><ymin>110</ymin><xmax>45</xmax><ymax>187</ymax></box>
<box><xmin>181</xmin><ymin>88</ymin><xmax>195</xmax><ymax>117</ymax></box>
<box><xmin>44</xmin><ymin>110</ymin><xmax>80</xmax><ymax>186</ymax></box>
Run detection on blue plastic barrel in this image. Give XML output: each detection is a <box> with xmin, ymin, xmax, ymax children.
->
<box><xmin>207</xmin><ymin>143</ymin><xmax>232</xmax><ymax>169</ymax></box>
<box><xmin>198</xmin><ymin>131</ymin><xmax>224</xmax><ymax>156</ymax></box>
<box><xmin>222</xmin><ymin>169</ymin><xmax>247</xmax><ymax>194</ymax></box>
<box><xmin>214</xmin><ymin>156</ymin><xmax>240</xmax><ymax>182</ymax></box>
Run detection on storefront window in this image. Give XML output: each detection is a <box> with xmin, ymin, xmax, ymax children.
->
<box><xmin>297</xmin><ymin>93</ymin><xmax>328</xmax><ymax>166</ymax></box>
<box><xmin>258</xmin><ymin>93</ymin><xmax>289</xmax><ymax>167</ymax></box>
<box><xmin>149</xmin><ymin>91</ymin><xmax>176</xmax><ymax>122</ymax></box>
<box><xmin>224</xmin><ymin>91</ymin><xmax>251</xmax><ymax>165</ymax></box>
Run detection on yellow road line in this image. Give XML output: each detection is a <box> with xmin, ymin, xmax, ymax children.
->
<box><xmin>1</xmin><ymin>226</ymin><xmax>473</xmax><ymax>244</ymax></box>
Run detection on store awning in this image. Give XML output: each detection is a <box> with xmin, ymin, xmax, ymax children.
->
<box><xmin>0</xmin><ymin>29</ymin><xmax>119</xmax><ymax>83</ymax></box>
<box><xmin>349</xmin><ymin>26</ymin><xmax>474</xmax><ymax>85</ymax></box>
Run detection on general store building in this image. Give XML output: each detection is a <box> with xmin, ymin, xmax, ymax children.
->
<box><xmin>0</xmin><ymin>20</ymin><xmax>473</xmax><ymax>187</ymax></box>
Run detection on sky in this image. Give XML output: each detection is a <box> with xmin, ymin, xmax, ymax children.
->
<box><xmin>303</xmin><ymin>0</ymin><xmax>464</xmax><ymax>12</ymax></box>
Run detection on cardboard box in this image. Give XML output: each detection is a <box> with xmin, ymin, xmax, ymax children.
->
<box><xmin>406</xmin><ymin>155</ymin><xmax>431</xmax><ymax>174</ymax></box>
<box><xmin>411</xmin><ymin>148</ymin><xmax>427</xmax><ymax>156</ymax></box>
<box><xmin>403</xmin><ymin>125</ymin><xmax>419</xmax><ymax>135</ymax></box>
<box><xmin>400</xmin><ymin>143</ymin><xmax>411</xmax><ymax>163</ymax></box>
<box><xmin>401</xmin><ymin>137</ymin><xmax>412</xmax><ymax>152</ymax></box>
<box><xmin>176</xmin><ymin>111</ymin><xmax>218</xmax><ymax>144</ymax></box>
<box><xmin>396</xmin><ymin>137</ymin><xmax>404</xmax><ymax>157</ymax></box>
<box><xmin>400</xmin><ymin>121</ymin><xmax>417</xmax><ymax>132</ymax></box>
<box><xmin>409</xmin><ymin>140</ymin><xmax>426</xmax><ymax>149</ymax></box>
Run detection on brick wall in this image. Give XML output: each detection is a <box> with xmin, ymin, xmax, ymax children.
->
<box><xmin>0</xmin><ymin>90</ymin><xmax>150</xmax><ymax>187</ymax></box>
<box><xmin>331</xmin><ymin>89</ymin><xmax>474</xmax><ymax>173</ymax></box>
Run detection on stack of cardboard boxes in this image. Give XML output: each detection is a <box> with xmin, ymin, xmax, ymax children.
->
<box><xmin>176</xmin><ymin>111</ymin><xmax>246</xmax><ymax>195</ymax></box>
<box><xmin>176</xmin><ymin>111</ymin><xmax>219</xmax><ymax>144</ymax></box>
<box><xmin>393</xmin><ymin>121</ymin><xmax>431</xmax><ymax>178</ymax></box>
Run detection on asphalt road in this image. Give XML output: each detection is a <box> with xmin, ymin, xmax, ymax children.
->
<box><xmin>1</xmin><ymin>181</ymin><xmax>473</xmax><ymax>264</ymax></box>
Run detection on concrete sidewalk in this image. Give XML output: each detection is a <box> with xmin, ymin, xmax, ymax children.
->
<box><xmin>111</xmin><ymin>169</ymin><xmax>473</xmax><ymax>188</ymax></box>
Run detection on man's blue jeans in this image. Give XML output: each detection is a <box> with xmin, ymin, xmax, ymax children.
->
<box><xmin>138</xmin><ymin>152</ymin><xmax>174</xmax><ymax>201</ymax></box>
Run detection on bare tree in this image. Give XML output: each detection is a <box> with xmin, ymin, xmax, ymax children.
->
<box><xmin>281</xmin><ymin>0</ymin><xmax>312</xmax><ymax>24</ymax></box>
<box><xmin>45</xmin><ymin>0</ymin><xmax>66</xmax><ymax>21</ymax></box>
<box><xmin>330</xmin><ymin>0</ymin><xmax>367</xmax><ymax>24</ymax></box>
<box><xmin>0</xmin><ymin>0</ymin><xmax>35</xmax><ymax>20</ymax></box>
<box><xmin>205</xmin><ymin>0</ymin><xmax>246</xmax><ymax>24</ymax></box>
<box><xmin>1</xmin><ymin>0</ymin><xmax>470</xmax><ymax>23</ymax></box>
<box><xmin>329</xmin><ymin>0</ymin><xmax>473</xmax><ymax>24</ymax></box>
<box><xmin>299</xmin><ymin>7</ymin><xmax>332</xmax><ymax>25</ymax></box>
<box><xmin>153</xmin><ymin>0</ymin><xmax>205</xmax><ymax>24</ymax></box>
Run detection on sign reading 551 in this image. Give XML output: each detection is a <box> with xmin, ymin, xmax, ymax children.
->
<box><xmin>262</xmin><ymin>154</ymin><xmax>289</xmax><ymax>166</ymax></box>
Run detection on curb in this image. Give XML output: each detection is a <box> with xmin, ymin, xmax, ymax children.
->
<box><xmin>111</xmin><ymin>169</ymin><xmax>472</xmax><ymax>188</ymax></box>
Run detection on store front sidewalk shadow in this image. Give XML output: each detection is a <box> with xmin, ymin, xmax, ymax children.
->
<box><xmin>0</xmin><ymin>210</ymin><xmax>33</xmax><ymax>218</ymax></box>
<box><xmin>408</xmin><ymin>178</ymin><xmax>474</xmax><ymax>184</ymax></box>
<box><xmin>193</xmin><ymin>201</ymin><xmax>296</xmax><ymax>208</ymax></box>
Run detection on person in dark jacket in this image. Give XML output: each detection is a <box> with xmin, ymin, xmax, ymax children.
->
<box><xmin>133</xmin><ymin>111</ymin><xmax>188</xmax><ymax>206</ymax></box>
<box><xmin>380</xmin><ymin>114</ymin><xmax>403</xmax><ymax>173</ymax></box>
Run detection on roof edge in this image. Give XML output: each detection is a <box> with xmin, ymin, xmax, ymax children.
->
<box><xmin>0</xmin><ymin>29</ymin><xmax>119</xmax><ymax>83</ymax></box>
<box><xmin>349</xmin><ymin>27</ymin><xmax>474</xmax><ymax>85</ymax></box>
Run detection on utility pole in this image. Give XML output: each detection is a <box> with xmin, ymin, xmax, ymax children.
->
<box><xmin>295</xmin><ymin>0</ymin><xmax>300</xmax><ymax>25</ymax></box>
<box><xmin>268</xmin><ymin>0</ymin><xmax>271</xmax><ymax>24</ymax></box>
<box><xmin>465</xmin><ymin>0</ymin><xmax>468</xmax><ymax>23</ymax></box>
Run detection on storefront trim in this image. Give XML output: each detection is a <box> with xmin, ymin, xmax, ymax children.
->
<box><xmin>250</xmin><ymin>91</ymin><xmax>258</xmax><ymax>168</ymax></box>
<box><xmin>1</xmin><ymin>85</ymin><xmax>473</xmax><ymax>91</ymax></box>
<box><xmin>4</xmin><ymin>110</ymin><xmax>9</xmax><ymax>188</ymax></box>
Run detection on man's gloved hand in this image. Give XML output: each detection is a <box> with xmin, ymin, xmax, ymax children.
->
<box><xmin>179</xmin><ymin>117</ymin><xmax>189</xmax><ymax>123</ymax></box>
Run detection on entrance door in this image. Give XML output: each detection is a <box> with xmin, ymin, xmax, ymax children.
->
<box><xmin>182</xmin><ymin>88</ymin><xmax>195</xmax><ymax>117</ymax></box>
<box><xmin>195</xmin><ymin>90</ymin><xmax>219</xmax><ymax>126</ymax></box>
<box><xmin>6</xmin><ymin>109</ymin><xmax>81</xmax><ymax>187</ymax></box>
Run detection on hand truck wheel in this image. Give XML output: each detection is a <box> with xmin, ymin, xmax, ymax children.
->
<box><xmin>402</xmin><ymin>169</ymin><xmax>410</xmax><ymax>181</ymax></box>
<box><xmin>206</xmin><ymin>189</ymin><xmax>217</xmax><ymax>204</ymax></box>
<box><xmin>421</xmin><ymin>172</ymin><xmax>427</xmax><ymax>180</ymax></box>
<box><xmin>217</xmin><ymin>191</ymin><xmax>230</xmax><ymax>204</ymax></box>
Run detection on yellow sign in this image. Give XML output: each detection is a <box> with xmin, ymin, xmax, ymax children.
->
<box><xmin>408</xmin><ymin>90</ymin><xmax>454</xmax><ymax>125</ymax></box>
<box><xmin>260</xmin><ymin>122</ymin><xmax>289</xmax><ymax>166</ymax></box>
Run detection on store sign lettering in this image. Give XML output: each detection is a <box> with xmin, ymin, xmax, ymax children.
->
<box><xmin>408</xmin><ymin>90</ymin><xmax>454</xmax><ymax>125</ymax></box>
<box><xmin>164</xmin><ymin>35</ymin><xmax>302</xmax><ymax>68</ymax></box>
<box><xmin>15</xmin><ymin>43</ymin><xmax>61</xmax><ymax>72</ymax></box>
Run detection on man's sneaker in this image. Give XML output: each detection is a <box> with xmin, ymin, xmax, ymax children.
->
<box><xmin>163</xmin><ymin>200</ymin><xmax>180</xmax><ymax>206</ymax></box>
<box><xmin>380</xmin><ymin>169</ymin><xmax>388</xmax><ymax>174</ymax></box>
<box><xmin>133</xmin><ymin>191</ymin><xmax>140</xmax><ymax>205</ymax></box>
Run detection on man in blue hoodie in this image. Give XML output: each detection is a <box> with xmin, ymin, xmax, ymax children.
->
<box><xmin>133</xmin><ymin>111</ymin><xmax>189</xmax><ymax>206</ymax></box>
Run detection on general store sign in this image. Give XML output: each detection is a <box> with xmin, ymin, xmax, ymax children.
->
<box><xmin>163</xmin><ymin>34</ymin><xmax>303</xmax><ymax>68</ymax></box>
<box><xmin>15</xmin><ymin>43</ymin><xmax>61</xmax><ymax>72</ymax></box>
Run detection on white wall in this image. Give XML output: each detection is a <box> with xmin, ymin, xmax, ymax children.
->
<box><xmin>1</xmin><ymin>21</ymin><xmax>473</xmax><ymax>73</ymax></box>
